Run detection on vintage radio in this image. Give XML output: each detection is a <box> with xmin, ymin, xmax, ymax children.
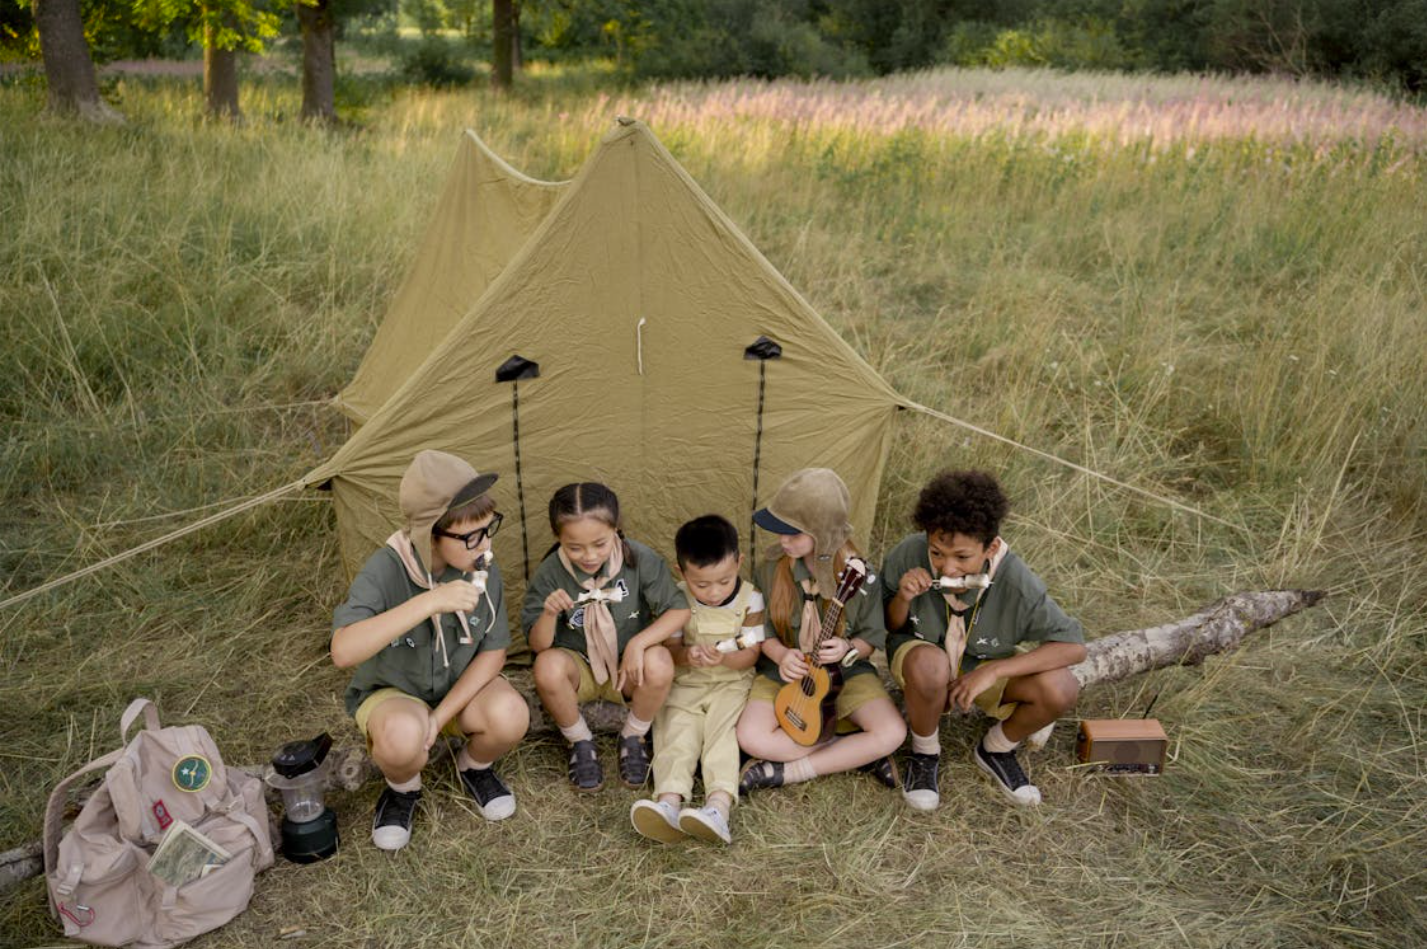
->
<box><xmin>1076</xmin><ymin>719</ymin><xmax>1168</xmax><ymax>775</ymax></box>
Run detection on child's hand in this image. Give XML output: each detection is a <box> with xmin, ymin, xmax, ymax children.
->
<box><xmin>898</xmin><ymin>568</ymin><xmax>934</xmax><ymax>602</ymax></box>
<box><xmin>423</xmin><ymin>711</ymin><xmax>442</xmax><ymax>751</ymax></box>
<box><xmin>949</xmin><ymin>666</ymin><xmax>998</xmax><ymax>712</ymax></box>
<box><xmin>687</xmin><ymin>645</ymin><xmax>721</xmax><ymax>667</ymax></box>
<box><xmin>543</xmin><ymin>589</ymin><xmax>576</xmax><ymax>616</ymax></box>
<box><xmin>429</xmin><ymin>580</ymin><xmax>481</xmax><ymax>615</ymax></box>
<box><xmin>778</xmin><ymin>650</ymin><xmax>810</xmax><ymax>683</ymax></box>
<box><xmin>816</xmin><ymin>637</ymin><xmax>853</xmax><ymax>666</ymax></box>
<box><xmin>618</xmin><ymin>643</ymin><xmax>646</xmax><ymax>690</ymax></box>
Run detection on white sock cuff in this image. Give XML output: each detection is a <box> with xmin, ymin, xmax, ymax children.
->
<box><xmin>559</xmin><ymin>716</ymin><xmax>593</xmax><ymax>744</ymax></box>
<box><xmin>983</xmin><ymin>721</ymin><xmax>1020</xmax><ymax>754</ymax></box>
<box><xmin>387</xmin><ymin>774</ymin><xmax>422</xmax><ymax>793</ymax></box>
<box><xmin>622</xmin><ymin>712</ymin><xmax>653</xmax><ymax>738</ymax></box>
<box><xmin>911</xmin><ymin>730</ymin><xmax>941</xmax><ymax>756</ymax></box>
<box><xmin>785</xmin><ymin>757</ymin><xmax>817</xmax><ymax>784</ymax></box>
<box><xmin>457</xmin><ymin>748</ymin><xmax>492</xmax><ymax>772</ymax></box>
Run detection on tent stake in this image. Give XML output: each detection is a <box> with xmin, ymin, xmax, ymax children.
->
<box><xmin>744</xmin><ymin>337</ymin><xmax>783</xmax><ymax>573</ymax></box>
<box><xmin>496</xmin><ymin>355</ymin><xmax>540</xmax><ymax>581</ymax></box>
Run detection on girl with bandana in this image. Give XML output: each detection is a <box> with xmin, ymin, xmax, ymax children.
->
<box><xmin>735</xmin><ymin>468</ymin><xmax>906</xmax><ymax>794</ymax></box>
<box><xmin>882</xmin><ymin>470</ymin><xmax>1085</xmax><ymax>810</ymax></box>
<box><xmin>523</xmin><ymin>483</ymin><xmax>691</xmax><ymax>792</ymax></box>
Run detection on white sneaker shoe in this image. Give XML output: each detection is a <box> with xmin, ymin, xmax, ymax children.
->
<box><xmin>678</xmin><ymin>805</ymin><xmax>732</xmax><ymax>845</ymax></box>
<box><xmin>631</xmin><ymin>799</ymin><xmax>686</xmax><ymax>843</ymax></box>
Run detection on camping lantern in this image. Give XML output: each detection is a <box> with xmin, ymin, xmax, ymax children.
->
<box><xmin>265</xmin><ymin>733</ymin><xmax>339</xmax><ymax>862</ymax></box>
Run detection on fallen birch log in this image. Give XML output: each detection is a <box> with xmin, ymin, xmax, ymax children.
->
<box><xmin>1</xmin><ymin>588</ymin><xmax>1322</xmax><ymax>893</ymax></box>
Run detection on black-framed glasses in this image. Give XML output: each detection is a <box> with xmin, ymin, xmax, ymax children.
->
<box><xmin>435</xmin><ymin>512</ymin><xmax>503</xmax><ymax>549</ymax></box>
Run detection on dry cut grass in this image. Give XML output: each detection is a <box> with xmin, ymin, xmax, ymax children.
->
<box><xmin>1</xmin><ymin>66</ymin><xmax>1425</xmax><ymax>948</ymax></box>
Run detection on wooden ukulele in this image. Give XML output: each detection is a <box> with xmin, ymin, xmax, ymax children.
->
<box><xmin>773</xmin><ymin>557</ymin><xmax>869</xmax><ymax>746</ymax></box>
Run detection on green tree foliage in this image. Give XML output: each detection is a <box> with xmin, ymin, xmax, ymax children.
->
<box><xmin>130</xmin><ymin>0</ymin><xmax>278</xmax><ymax>53</ymax></box>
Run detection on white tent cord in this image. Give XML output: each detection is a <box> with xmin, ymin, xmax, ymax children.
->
<box><xmin>636</xmin><ymin>317</ymin><xmax>647</xmax><ymax>375</ymax></box>
<box><xmin>901</xmin><ymin>400</ymin><xmax>1247</xmax><ymax>535</ymax></box>
<box><xmin>0</xmin><ymin>479</ymin><xmax>307</xmax><ymax>611</ymax></box>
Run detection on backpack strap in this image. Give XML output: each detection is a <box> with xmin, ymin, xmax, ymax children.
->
<box><xmin>42</xmin><ymin>749</ymin><xmax>125</xmax><ymax>896</ymax></box>
<box><xmin>120</xmin><ymin>697</ymin><xmax>161</xmax><ymax>741</ymax></box>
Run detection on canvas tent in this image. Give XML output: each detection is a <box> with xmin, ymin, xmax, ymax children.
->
<box><xmin>304</xmin><ymin>119</ymin><xmax>913</xmax><ymax>656</ymax></box>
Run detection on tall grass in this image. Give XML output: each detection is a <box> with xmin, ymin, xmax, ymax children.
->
<box><xmin>1</xmin><ymin>67</ymin><xmax>1424</xmax><ymax>948</ymax></box>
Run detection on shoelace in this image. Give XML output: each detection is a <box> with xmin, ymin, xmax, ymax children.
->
<box><xmin>378</xmin><ymin>788</ymin><xmax>420</xmax><ymax>824</ymax></box>
<box><xmin>987</xmin><ymin>749</ymin><xmax>1030</xmax><ymax>789</ymax></box>
<box><xmin>907</xmin><ymin>755</ymin><xmax>938</xmax><ymax>787</ymax></box>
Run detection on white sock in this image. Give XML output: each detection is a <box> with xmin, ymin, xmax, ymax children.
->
<box><xmin>982</xmin><ymin>721</ymin><xmax>1020</xmax><ymax>754</ymax></box>
<box><xmin>457</xmin><ymin>748</ymin><xmax>492</xmax><ymax>772</ymax></box>
<box><xmin>706</xmin><ymin>791</ymin><xmax>732</xmax><ymax>818</ymax></box>
<box><xmin>559</xmin><ymin>716</ymin><xmax>593</xmax><ymax>744</ymax></box>
<box><xmin>784</xmin><ymin>758</ymin><xmax>817</xmax><ymax>785</ymax></box>
<box><xmin>387</xmin><ymin>774</ymin><xmax>421</xmax><ymax>793</ymax></box>
<box><xmin>911</xmin><ymin>730</ymin><xmax>941</xmax><ymax>756</ymax></box>
<box><xmin>621</xmin><ymin>712</ymin><xmax>652</xmax><ymax>739</ymax></box>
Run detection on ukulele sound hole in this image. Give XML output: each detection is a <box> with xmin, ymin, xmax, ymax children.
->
<box><xmin>800</xmin><ymin>678</ymin><xmax>815</xmax><ymax>697</ymax></box>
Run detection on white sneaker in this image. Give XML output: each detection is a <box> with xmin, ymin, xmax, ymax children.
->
<box><xmin>678</xmin><ymin>805</ymin><xmax>732</xmax><ymax>845</ymax></box>
<box><xmin>630</xmin><ymin>799</ymin><xmax>686</xmax><ymax>843</ymax></box>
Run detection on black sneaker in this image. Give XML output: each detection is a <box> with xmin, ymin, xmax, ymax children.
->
<box><xmin>568</xmin><ymin>739</ymin><xmax>604</xmax><ymax>792</ymax></box>
<box><xmin>902</xmin><ymin>752</ymin><xmax>940</xmax><ymax>811</ymax></box>
<box><xmin>856</xmin><ymin>755</ymin><xmax>901</xmax><ymax>789</ymax></box>
<box><xmin>618</xmin><ymin>733</ymin><xmax>652</xmax><ymax>788</ymax></box>
<box><xmin>371</xmin><ymin>786</ymin><xmax>421</xmax><ymax>851</ymax></box>
<box><xmin>459</xmin><ymin>766</ymin><xmax>516</xmax><ymax>821</ymax></box>
<box><xmin>973</xmin><ymin>741</ymin><xmax>1042</xmax><ymax>806</ymax></box>
<box><xmin>738</xmin><ymin>759</ymin><xmax>784</xmax><ymax>794</ymax></box>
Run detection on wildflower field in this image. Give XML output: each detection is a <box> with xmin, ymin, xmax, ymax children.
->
<box><xmin>1</xmin><ymin>65</ymin><xmax>1425</xmax><ymax>948</ymax></box>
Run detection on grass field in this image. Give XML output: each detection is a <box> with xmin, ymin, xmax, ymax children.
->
<box><xmin>2</xmin><ymin>64</ymin><xmax>1425</xmax><ymax>948</ymax></box>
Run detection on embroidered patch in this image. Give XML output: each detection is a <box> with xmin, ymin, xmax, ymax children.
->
<box><xmin>172</xmin><ymin>755</ymin><xmax>212</xmax><ymax>793</ymax></box>
<box><xmin>614</xmin><ymin>579</ymin><xmax>630</xmax><ymax>599</ymax></box>
<box><xmin>568</xmin><ymin>606</ymin><xmax>586</xmax><ymax>629</ymax></box>
<box><xmin>152</xmin><ymin>799</ymin><xmax>173</xmax><ymax>830</ymax></box>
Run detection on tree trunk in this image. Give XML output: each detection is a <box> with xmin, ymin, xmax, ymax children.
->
<box><xmin>297</xmin><ymin>0</ymin><xmax>336</xmax><ymax>123</ymax></box>
<box><xmin>203</xmin><ymin>17</ymin><xmax>242</xmax><ymax>122</ymax></box>
<box><xmin>31</xmin><ymin>0</ymin><xmax>121</xmax><ymax>122</ymax></box>
<box><xmin>491</xmin><ymin>0</ymin><xmax>513</xmax><ymax>89</ymax></box>
<box><xmin>511</xmin><ymin>1</ymin><xmax>522</xmax><ymax>71</ymax></box>
<box><xmin>0</xmin><ymin>589</ymin><xmax>1323</xmax><ymax>889</ymax></box>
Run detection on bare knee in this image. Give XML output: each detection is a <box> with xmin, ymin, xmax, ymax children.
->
<box><xmin>1041</xmin><ymin>669</ymin><xmax>1079</xmax><ymax>715</ymax></box>
<box><xmin>371</xmin><ymin>712</ymin><xmax>427</xmax><ymax>771</ymax></box>
<box><xmin>641</xmin><ymin>645</ymin><xmax>674</xmax><ymax>688</ymax></box>
<box><xmin>488</xmin><ymin>689</ymin><xmax>531</xmax><ymax>743</ymax></box>
<box><xmin>904</xmin><ymin>649</ymin><xmax>950</xmax><ymax>696</ymax></box>
<box><xmin>533</xmin><ymin>650</ymin><xmax>573</xmax><ymax>692</ymax></box>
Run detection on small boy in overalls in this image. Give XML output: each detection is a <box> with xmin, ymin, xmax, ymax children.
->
<box><xmin>630</xmin><ymin>515</ymin><xmax>764</xmax><ymax>844</ymax></box>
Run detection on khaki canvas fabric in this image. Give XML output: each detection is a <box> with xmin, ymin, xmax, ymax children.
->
<box><xmin>306</xmin><ymin>120</ymin><xmax>911</xmax><ymax>660</ymax></box>
<box><xmin>337</xmin><ymin>131</ymin><xmax>567</xmax><ymax>425</ymax></box>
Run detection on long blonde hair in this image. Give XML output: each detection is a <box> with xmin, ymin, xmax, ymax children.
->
<box><xmin>767</xmin><ymin>541</ymin><xmax>861</xmax><ymax>647</ymax></box>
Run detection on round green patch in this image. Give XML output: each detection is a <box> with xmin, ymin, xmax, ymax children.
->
<box><xmin>172</xmin><ymin>755</ymin><xmax>212</xmax><ymax>793</ymax></box>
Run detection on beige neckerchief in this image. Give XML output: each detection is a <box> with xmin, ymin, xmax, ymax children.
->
<box><xmin>939</xmin><ymin>537</ymin><xmax>1009</xmax><ymax>677</ymax></box>
<box><xmin>557</xmin><ymin>542</ymin><xmax>625</xmax><ymax>685</ymax></box>
<box><xmin>796</xmin><ymin>576</ymin><xmax>824</xmax><ymax>653</ymax></box>
<box><xmin>386</xmin><ymin>530</ymin><xmax>479</xmax><ymax>668</ymax></box>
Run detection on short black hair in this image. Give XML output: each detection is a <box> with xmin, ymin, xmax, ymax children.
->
<box><xmin>675</xmin><ymin>515</ymin><xmax>740</xmax><ymax>570</ymax></box>
<box><xmin>912</xmin><ymin>470</ymin><xmax>1009</xmax><ymax>546</ymax></box>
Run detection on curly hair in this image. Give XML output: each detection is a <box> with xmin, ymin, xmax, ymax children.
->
<box><xmin>912</xmin><ymin>470</ymin><xmax>1009</xmax><ymax>546</ymax></box>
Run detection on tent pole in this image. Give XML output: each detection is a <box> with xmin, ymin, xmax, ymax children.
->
<box><xmin>744</xmin><ymin>337</ymin><xmax>783</xmax><ymax>575</ymax></box>
<box><xmin>496</xmin><ymin>355</ymin><xmax>541</xmax><ymax>581</ymax></box>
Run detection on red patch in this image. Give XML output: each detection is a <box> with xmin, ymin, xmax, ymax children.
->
<box><xmin>59</xmin><ymin>902</ymin><xmax>95</xmax><ymax>927</ymax></box>
<box><xmin>152</xmin><ymin>799</ymin><xmax>173</xmax><ymax>830</ymax></box>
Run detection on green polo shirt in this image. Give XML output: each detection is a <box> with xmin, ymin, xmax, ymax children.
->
<box><xmin>754</xmin><ymin>556</ymin><xmax>886</xmax><ymax>684</ymax></box>
<box><xmin>879</xmin><ymin>532</ymin><xmax>1083</xmax><ymax>672</ymax></box>
<box><xmin>333</xmin><ymin>546</ymin><xmax>511</xmax><ymax>716</ymax></box>
<box><xmin>520</xmin><ymin>538</ymin><xmax>685</xmax><ymax>658</ymax></box>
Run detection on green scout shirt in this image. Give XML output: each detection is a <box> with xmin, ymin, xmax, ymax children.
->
<box><xmin>879</xmin><ymin>532</ymin><xmax>1083</xmax><ymax>672</ymax></box>
<box><xmin>754</xmin><ymin>555</ymin><xmax>886</xmax><ymax>684</ymax></box>
<box><xmin>333</xmin><ymin>547</ymin><xmax>511</xmax><ymax>716</ymax></box>
<box><xmin>520</xmin><ymin>538</ymin><xmax>685</xmax><ymax>659</ymax></box>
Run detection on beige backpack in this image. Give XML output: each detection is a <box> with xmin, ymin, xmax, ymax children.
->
<box><xmin>42</xmin><ymin>698</ymin><xmax>275</xmax><ymax>948</ymax></box>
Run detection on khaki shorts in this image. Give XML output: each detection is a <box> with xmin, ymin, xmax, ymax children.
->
<box><xmin>749</xmin><ymin>670</ymin><xmax>891</xmax><ymax>732</ymax></box>
<box><xmin>890</xmin><ymin>639</ymin><xmax>1016</xmax><ymax>721</ymax></box>
<box><xmin>354</xmin><ymin>687</ymin><xmax>468</xmax><ymax>743</ymax></box>
<box><xmin>558</xmin><ymin>647</ymin><xmax>628</xmax><ymax>705</ymax></box>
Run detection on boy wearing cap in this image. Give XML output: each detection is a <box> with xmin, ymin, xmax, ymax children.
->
<box><xmin>331</xmin><ymin>450</ymin><xmax>531</xmax><ymax>851</ymax></box>
<box><xmin>882</xmin><ymin>470</ymin><xmax>1085</xmax><ymax>810</ymax></box>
